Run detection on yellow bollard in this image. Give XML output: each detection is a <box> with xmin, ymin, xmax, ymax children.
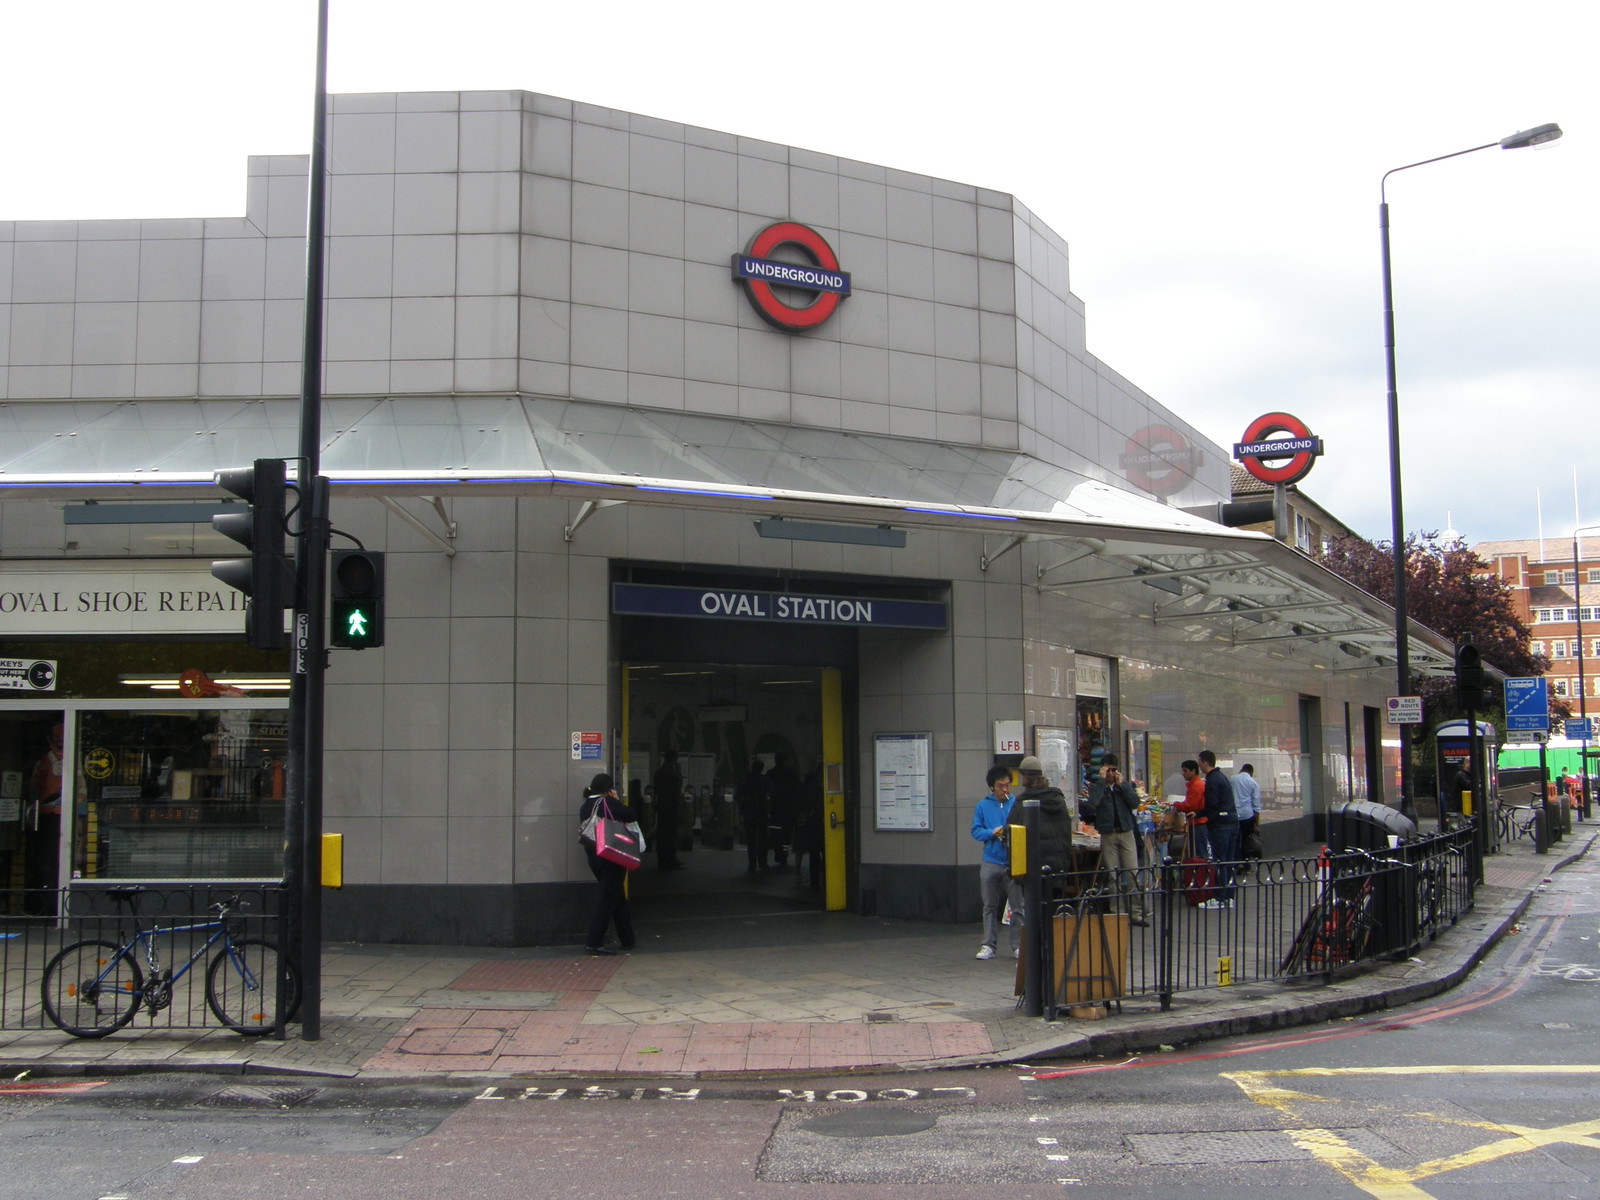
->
<box><xmin>320</xmin><ymin>833</ymin><xmax>344</xmax><ymax>889</ymax></box>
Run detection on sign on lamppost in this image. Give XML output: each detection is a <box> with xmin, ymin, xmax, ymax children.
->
<box><xmin>1233</xmin><ymin>412</ymin><xmax>1325</xmax><ymax>486</ymax></box>
<box><xmin>1504</xmin><ymin>677</ymin><xmax>1550</xmax><ymax>733</ymax></box>
<box><xmin>1385</xmin><ymin>695</ymin><xmax>1423</xmax><ymax>725</ymax></box>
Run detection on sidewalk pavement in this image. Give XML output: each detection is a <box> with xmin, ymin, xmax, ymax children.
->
<box><xmin>2</xmin><ymin>828</ymin><xmax>1590</xmax><ymax>1082</ymax></box>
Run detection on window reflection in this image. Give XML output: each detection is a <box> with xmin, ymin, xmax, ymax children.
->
<box><xmin>76</xmin><ymin>708</ymin><xmax>287</xmax><ymax>880</ymax></box>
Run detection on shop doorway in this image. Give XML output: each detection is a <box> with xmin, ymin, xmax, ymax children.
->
<box><xmin>622</xmin><ymin>661</ymin><xmax>843</xmax><ymax>918</ymax></box>
<box><xmin>0</xmin><ymin>710</ymin><xmax>66</xmax><ymax>912</ymax></box>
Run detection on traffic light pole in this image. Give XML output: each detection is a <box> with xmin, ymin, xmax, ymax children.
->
<box><xmin>286</xmin><ymin>0</ymin><xmax>331</xmax><ymax>1042</ymax></box>
<box><xmin>291</xmin><ymin>477</ymin><xmax>329</xmax><ymax>1041</ymax></box>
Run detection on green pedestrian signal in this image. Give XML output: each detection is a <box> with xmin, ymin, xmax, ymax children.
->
<box><xmin>343</xmin><ymin>604</ymin><xmax>370</xmax><ymax>640</ymax></box>
<box><xmin>329</xmin><ymin>550</ymin><xmax>385</xmax><ymax>650</ymax></box>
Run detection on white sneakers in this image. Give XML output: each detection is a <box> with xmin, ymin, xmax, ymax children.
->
<box><xmin>1200</xmin><ymin>899</ymin><xmax>1233</xmax><ymax>910</ymax></box>
<box><xmin>975</xmin><ymin>945</ymin><xmax>995</xmax><ymax>960</ymax></box>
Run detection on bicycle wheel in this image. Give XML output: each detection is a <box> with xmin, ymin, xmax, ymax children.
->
<box><xmin>205</xmin><ymin>938</ymin><xmax>300</xmax><ymax>1034</ymax></box>
<box><xmin>1279</xmin><ymin>896</ymin><xmax>1330</xmax><ymax>975</ymax></box>
<box><xmin>41</xmin><ymin>940</ymin><xmax>144</xmax><ymax>1038</ymax></box>
<box><xmin>1415</xmin><ymin>867</ymin><xmax>1441</xmax><ymax>935</ymax></box>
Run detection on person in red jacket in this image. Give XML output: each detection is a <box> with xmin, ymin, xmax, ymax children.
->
<box><xmin>1172</xmin><ymin>759</ymin><xmax>1209</xmax><ymax>860</ymax></box>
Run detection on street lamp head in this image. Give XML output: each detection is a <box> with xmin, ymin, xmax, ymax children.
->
<box><xmin>1501</xmin><ymin>123</ymin><xmax>1563</xmax><ymax>149</ymax></box>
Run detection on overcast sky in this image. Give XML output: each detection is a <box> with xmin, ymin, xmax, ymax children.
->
<box><xmin>7</xmin><ymin>1</ymin><xmax>1596</xmax><ymax>548</ymax></box>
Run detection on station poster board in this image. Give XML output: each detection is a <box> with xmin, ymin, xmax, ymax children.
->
<box><xmin>1034</xmin><ymin>726</ymin><xmax>1075</xmax><ymax>794</ymax></box>
<box><xmin>874</xmin><ymin>731</ymin><xmax>931</xmax><ymax>831</ymax></box>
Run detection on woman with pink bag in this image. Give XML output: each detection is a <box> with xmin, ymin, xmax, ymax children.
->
<box><xmin>579</xmin><ymin>774</ymin><xmax>639</xmax><ymax>956</ymax></box>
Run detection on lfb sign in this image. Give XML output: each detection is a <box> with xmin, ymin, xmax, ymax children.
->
<box><xmin>732</xmin><ymin>222</ymin><xmax>851</xmax><ymax>331</ymax></box>
<box><xmin>1234</xmin><ymin>411</ymin><xmax>1325</xmax><ymax>486</ymax></box>
<box><xmin>993</xmin><ymin>720</ymin><xmax>1024</xmax><ymax>755</ymax></box>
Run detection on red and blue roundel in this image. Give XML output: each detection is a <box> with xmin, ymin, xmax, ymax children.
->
<box><xmin>1234</xmin><ymin>412</ymin><xmax>1325</xmax><ymax>486</ymax></box>
<box><xmin>732</xmin><ymin>222</ymin><xmax>851</xmax><ymax>331</ymax></box>
<box><xmin>1120</xmin><ymin>424</ymin><xmax>1198</xmax><ymax>497</ymax></box>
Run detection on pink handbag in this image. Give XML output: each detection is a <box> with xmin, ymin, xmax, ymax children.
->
<box><xmin>590</xmin><ymin>798</ymin><xmax>643</xmax><ymax>870</ymax></box>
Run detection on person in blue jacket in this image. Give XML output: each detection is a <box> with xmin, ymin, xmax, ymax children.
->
<box><xmin>971</xmin><ymin>763</ymin><xmax>1022</xmax><ymax>960</ymax></box>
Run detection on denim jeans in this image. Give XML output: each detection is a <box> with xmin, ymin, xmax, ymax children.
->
<box><xmin>980</xmin><ymin>860</ymin><xmax>1022</xmax><ymax>952</ymax></box>
<box><xmin>1208</xmin><ymin>820</ymin><xmax>1241</xmax><ymax>902</ymax></box>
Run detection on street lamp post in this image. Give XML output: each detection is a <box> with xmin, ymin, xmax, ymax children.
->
<box><xmin>1575</xmin><ymin>524</ymin><xmax>1599</xmax><ymax>818</ymax></box>
<box><xmin>1379</xmin><ymin>122</ymin><xmax>1562</xmax><ymax>819</ymax></box>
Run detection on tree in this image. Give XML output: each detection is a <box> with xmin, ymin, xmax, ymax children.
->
<box><xmin>1316</xmin><ymin>532</ymin><xmax>1559</xmax><ymax>721</ymax></box>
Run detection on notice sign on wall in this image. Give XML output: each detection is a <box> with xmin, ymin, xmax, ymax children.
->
<box><xmin>0</xmin><ymin>659</ymin><xmax>56</xmax><ymax>692</ymax></box>
<box><xmin>571</xmin><ymin>731</ymin><xmax>603</xmax><ymax>761</ymax></box>
<box><xmin>874</xmin><ymin>731</ymin><xmax>931</xmax><ymax>831</ymax></box>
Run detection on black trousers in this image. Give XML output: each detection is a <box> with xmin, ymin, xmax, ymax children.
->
<box><xmin>740</xmin><ymin>805</ymin><xmax>768</xmax><ymax>869</ymax></box>
<box><xmin>655</xmin><ymin>816</ymin><xmax>679</xmax><ymax>868</ymax></box>
<box><xmin>585</xmin><ymin>855</ymin><xmax>636</xmax><ymax>949</ymax></box>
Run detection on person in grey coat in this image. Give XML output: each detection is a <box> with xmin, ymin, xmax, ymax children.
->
<box><xmin>1086</xmin><ymin>753</ymin><xmax>1148</xmax><ymax>925</ymax></box>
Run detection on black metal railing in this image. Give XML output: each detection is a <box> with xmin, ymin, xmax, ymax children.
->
<box><xmin>1039</xmin><ymin>827</ymin><xmax>1478</xmax><ymax>1020</ymax></box>
<box><xmin>0</xmin><ymin>884</ymin><xmax>285</xmax><ymax>1033</ymax></box>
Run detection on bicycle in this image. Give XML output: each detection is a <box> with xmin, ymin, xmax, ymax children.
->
<box><xmin>1279</xmin><ymin>851</ymin><xmax>1382</xmax><ymax>977</ymax></box>
<box><xmin>1495</xmin><ymin>804</ymin><xmax>1540</xmax><ymax>844</ymax></box>
<box><xmin>40</xmin><ymin>887</ymin><xmax>300</xmax><ymax>1038</ymax></box>
<box><xmin>1412</xmin><ymin>844</ymin><xmax>1462</xmax><ymax>938</ymax></box>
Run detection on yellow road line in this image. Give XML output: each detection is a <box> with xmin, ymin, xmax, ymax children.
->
<box><xmin>1288</xmin><ymin>1128</ymin><xmax>1438</xmax><ymax>1200</ymax></box>
<box><xmin>1227</xmin><ymin>1065</ymin><xmax>1600</xmax><ymax>1200</ymax></box>
<box><xmin>1252</xmin><ymin>1064</ymin><xmax>1600</xmax><ymax>1076</ymax></box>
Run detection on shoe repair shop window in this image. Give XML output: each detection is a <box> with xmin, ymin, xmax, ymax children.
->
<box><xmin>75</xmin><ymin>706</ymin><xmax>288</xmax><ymax>881</ymax></box>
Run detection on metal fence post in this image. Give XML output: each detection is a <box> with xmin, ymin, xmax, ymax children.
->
<box><xmin>1157</xmin><ymin>858</ymin><xmax>1176</xmax><ymax>1011</ymax></box>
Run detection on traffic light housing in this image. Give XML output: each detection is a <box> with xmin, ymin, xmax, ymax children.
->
<box><xmin>1454</xmin><ymin>640</ymin><xmax>1492</xmax><ymax>710</ymax></box>
<box><xmin>330</xmin><ymin>549</ymin><xmax>385</xmax><ymax>649</ymax></box>
<box><xmin>211</xmin><ymin>459</ymin><xmax>290</xmax><ymax>651</ymax></box>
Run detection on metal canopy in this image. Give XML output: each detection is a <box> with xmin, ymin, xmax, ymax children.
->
<box><xmin>0</xmin><ymin>394</ymin><xmax>1455</xmax><ymax>676</ymax></box>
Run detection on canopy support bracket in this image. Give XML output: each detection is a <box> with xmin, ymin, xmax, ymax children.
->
<box><xmin>565</xmin><ymin>499</ymin><xmax>624</xmax><ymax>542</ymax></box>
<box><xmin>380</xmin><ymin>496</ymin><xmax>458</xmax><ymax>557</ymax></box>
<box><xmin>981</xmin><ymin>535</ymin><xmax>1026</xmax><ymax>571</ymax></box>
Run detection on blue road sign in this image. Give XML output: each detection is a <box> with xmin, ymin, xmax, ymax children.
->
<box><xmin>1567</xmin><ymin>718</ymin><xmax>1593</xmax><ymax>741</ymax></box>
<box><xmin>1504</xmin><ymin>677</ymin><xmax>1550</xmax><ymax>732</ymax></box>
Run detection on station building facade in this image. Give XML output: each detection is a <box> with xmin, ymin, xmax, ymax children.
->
<box><xmin>0</xmin><ymin>91</ymin><xmax>1453</xmax><ymax>944</ymax></box>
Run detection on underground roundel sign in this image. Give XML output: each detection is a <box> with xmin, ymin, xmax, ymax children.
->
<box><xmin>732</xmin><ymin>222</ymin><xmax>851</xmax><ymax>331</ymax></box>
<box><xmin>1120</xmin><ymin>424</ymin><xmax>1198</xmax><ymax>497</ymax></box>
<box><xmin>1234</xmin><ymin>412</ymin><xmax>1325</xmax><ymax>486</ymax></box>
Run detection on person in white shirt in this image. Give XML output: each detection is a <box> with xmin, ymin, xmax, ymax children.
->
<box><xmin>1232</xmin><ymin>762</ymin><xmax>1262</xmax><ymax>858</ymax></box>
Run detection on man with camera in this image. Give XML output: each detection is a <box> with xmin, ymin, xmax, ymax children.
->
<box><xmin>1086</xmin><ymin>753</ymin><xmax>1149</xmax><ymax>926</ymax></box>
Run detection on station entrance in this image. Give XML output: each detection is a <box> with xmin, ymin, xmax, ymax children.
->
<box><xmin>620</xmin><ymin>658</ymin><xmax>848</xmax><ymax>922</ymax></box>
<box><xmin>612</xmin><ymin>579</ymin><xmax>862</xmax><ymax>928</ymax></box>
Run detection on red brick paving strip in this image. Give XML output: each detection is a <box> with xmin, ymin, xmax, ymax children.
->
<box><xmin>363</xmin><ymin>1013</ymin><xmax>992</xmax><ymax>1075</ymax></box>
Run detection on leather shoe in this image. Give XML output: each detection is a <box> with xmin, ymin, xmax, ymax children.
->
<box><xmin>585</xmin><ymin>945</ymin><xmax>616</xmax><ymax>956</ymax></box>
